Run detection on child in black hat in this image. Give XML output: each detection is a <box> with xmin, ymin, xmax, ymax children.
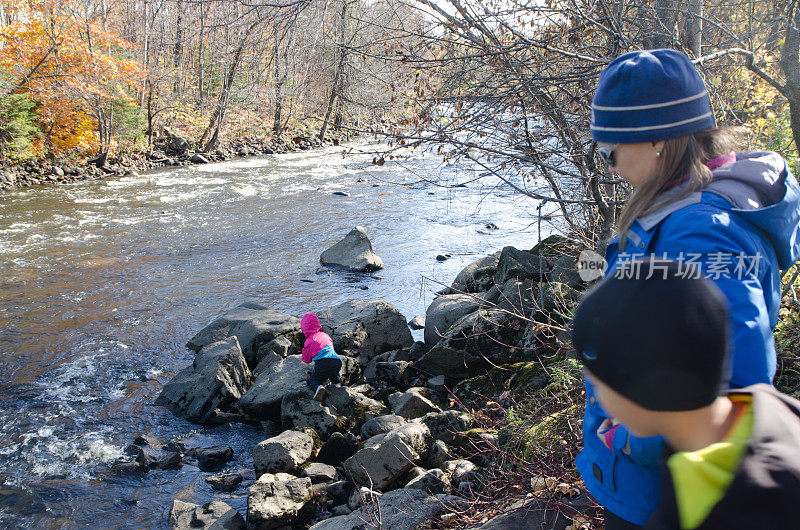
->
<box><xmin>572</xmin><ymin>259</ymin><xmax>800</xmax><ymax>529</ymax></box>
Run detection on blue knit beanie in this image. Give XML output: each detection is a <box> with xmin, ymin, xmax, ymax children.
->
<box><xmin>591</xmin><ymin>49</ymin><xmax>716</xmax><ymax>143</ymax></box>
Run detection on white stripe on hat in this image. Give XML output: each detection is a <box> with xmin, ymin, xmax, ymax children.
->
<box><xmin>592</xmin><ymin>90</ymin><xmax>708</xmax><ymax>112</ymax></box>
<box><xmin>590</xmin><ymin>111</ymin><xmax>713</xmax><ymax>132</ymax></box>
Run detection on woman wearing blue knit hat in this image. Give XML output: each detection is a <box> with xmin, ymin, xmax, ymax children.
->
<box><xmin>580</xmin><ymin>49</ymin><xmax>800</xmax><ymax>529</ymax></box>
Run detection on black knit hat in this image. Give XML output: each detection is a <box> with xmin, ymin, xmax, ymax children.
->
<box><xmin>571</xmin><ymin>259</ymin><xmax>730</xmax><ymax>411</ymax></box>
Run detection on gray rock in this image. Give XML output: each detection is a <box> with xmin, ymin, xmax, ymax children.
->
<box><xmin>493</xmin><ymin>246</ymin><xmax>549</xmax><ymax>286</ymax></box>
<box><xmin>450</xmin><ymin>459</ymin><xmax>477</xmax><ymax>486</ymax></box>
<box><xmin>317</xmin><ymin>300</ymin><xmax>413</xmax><ymax>364</ymax></box>
<box><xmin>310</xmin><ymin>488</ymin><xmax>446</xmax><ymax>530</ymax></box>
<box><xmin>347</xmin><ymin>486</ymin><xmax>381</xmax><ymax>511</ymax></box>
<box><xmin>448</xmin><ymin>252</ymin><xmax>501</xmax><ymax>294</ymax></box>
<box><xmin>158</xmin><ymin>451</ymin><xmax>183</xmax><ymax>470</ymax></box>
<box><xmin>422</xmin><ymin>410</ymin><xmax>475</xmax><ymax>445</ymax></box>
<box><xmin>239</xmin><ymin>355</ymin><xmax>308</xmax><ymax>421</ymax></box>
<box><xmin>186</xmin><ymin>446</ymin><xmax>233</xmax><ymax>472</ymax></box>
<box><xmin>415</xmin><ymin>310</ymin><xmax>521</xmax><ymax>378</ymax></box>
<box><xmin>497</xmin><ymin>278</ymin><xmax>539</xmax><ymax>317</ymax></box>
<box><xmin>426</xmin><ymin>375</ymin><xmax>446</xmax><ymax>390</ymax></box>
<box><xmin>189</xmin><ymin>153</ymin><xmax>209</xmax><ymax>164</ymax></box>
<box><xmin>408</xmin><ymin>316</ymin><xmax>425</xmax><ymax>330</ymax></box>
<box><xmin>316</xmin><ymin>432</ymin><xmax>358</xmax><ymax>466</ymax></box>
<box><xmin>331</xmin><ymin>504</ymin><xmax>351</xmax><ymax>516</ymax></box>
<box><xmin>205</xmin><ymin>472</ymin><xmax>245</xmax><ymax>492</ymax></box>
<box><xmin>338</xmin><ymin>355</ymin><xmax>361</xmax><ymax>385</ymax></box>
<box><xmin>156</xmin><ymin>337</ymin><xmax>251</xmax><ymax>424</ymax></box>
<box><xmin>169</xmin><ymin>499</ymin><xmax>245</xmax><ymax>530</ymax></box>
<box><xmin>475</xmin><ymin>494</ymin><xmax>591</xmax><ymax>529</ymax></box>
<box><xmin>186</xmin><ymin>303</ymin><xmax>301</xmax><ymax>367</ymax></box>
<box><xmin>257</xmin><ymin>336</ymin><xmax>297</xmax><ymax>364</ymax></box>
<box><xmin>424</xmin><ymin>294</ymin><xmax>481</xmax><ymax>347</ymax></box>
<box><xmin>299</xmin><ymin>462</ymin><xmax>337</xmax><ymax>484</ymax></box>
<box><xmin>326</xmin><ymin>480</ymin><xmax>355</xmax><ymax>505</ymax></box>
<box><xmin>360</xmin><ymin>414</ymin><xmax>406</xmax><ymax>439</ymax></box>
<box><xmin>247</xmin><ymin>474</ymin><xmax>314</xmax><ymax>529</ymax></box>
<box><xmin>320</xmin><ymin>226</ymin><xmax>384</xmax><ymax>272</ymax></box>
<box><xmin>252</xmin><ymin>430</ymin><xmax>314</xmax><ymax>477</ymax></box>
<box><xmin>125</xmin><ymin>443</ymin><xmax>160</xmax><ymax>468</ymax></box>
<box><xmin>426</xmin><ymin>440</ymin><xmax>453</xmax><ymax>469</ymax></box>
<box><xmin>252</xmin><ymin>351</ymin><xmax>282</xmax><ymax>378</ymax></box>
<box><xmin>549</xmin><ymin>255</ymin><xmax>583</xmax><ymax>289</ymax></box>
<box><xmin>388</xmin><ymin>388</ymin><xmax>441</xmax><ymax>419</ymax></box>
<box><xmin>405</xmin><ymin>468</ymin><xmax>452</xmax><ymax>495</ymax></box>
<box><xmin>281</xmin><ymin>390</ymin><xmax>341</xmax><ymax>440</ymax></box>
<box><xmin>409</xmin><ymin>341</ymin><xmax>427</xmax><ymax>362</ymax></box>
<box><xmin>325</xmin><ymin>385</ymin><xmax>387</xmax><ymax>431</ymax></box>
<box><xmin>343</xmin><ymin>422</ymin><xmax>431</xmax><ymax>490</ymax></box>
<box><xmin>372</xmin><ymin>361</ymin><xmax>411</xmax><ymax>387</ymax></box>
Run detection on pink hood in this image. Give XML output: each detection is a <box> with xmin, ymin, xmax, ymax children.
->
<box><xmin>300</xmin><ymin>312</ymin><xmax>333</xmax><ymax>363</ymax></box>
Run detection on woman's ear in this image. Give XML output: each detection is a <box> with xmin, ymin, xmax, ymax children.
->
<box><xmin>652</xmin><ymin>141</ymin><xmax>665</xmax><ymax>156</ymax></box>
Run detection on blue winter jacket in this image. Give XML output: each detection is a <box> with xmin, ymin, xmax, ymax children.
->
<box><xmin>577</xmin><ymin>151</ymin><xmax>800</xmax><ymax>524</ymax></box>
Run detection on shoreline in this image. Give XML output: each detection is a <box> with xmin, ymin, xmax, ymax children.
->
<box><xmin>0</xmin><ymin>131</ymin><xmax>358</xmax><ymax>192</ymax></box>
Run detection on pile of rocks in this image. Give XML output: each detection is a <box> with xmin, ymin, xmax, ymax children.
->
<box><xmin>149</xmin><ymin>240</ymin><xmax>588</xmax><ymax>529</ymax></box>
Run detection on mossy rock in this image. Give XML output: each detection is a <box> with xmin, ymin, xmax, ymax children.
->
<box><xmin>453</xmin><ymin>361</ymin><xmax>552</xmax><ymax>407</ymax></box>
<box><xmin>521</xmin><ymin>404</ymin><xmax>580</xmax><ymax>458</ymax></box>
<box><xmin>529</xmin><ymin>234</ymin><xmax>578</xmax><ymax>258</ymax></box>
<box><xmin>451</xmin><ymin>427</ymin><xmax>499</xmax><ymax>452</ymax></box>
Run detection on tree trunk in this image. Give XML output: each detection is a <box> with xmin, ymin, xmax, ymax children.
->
<box><xmin>174</xmin><ymin>0</ymin><xmax>183</xmax><ymax>94</ymax></box>
<box><xmin>319</xmin><ymin>0</ymin><xmax>348</xmax><ymax>141</ymax></box>
<box><xmin>781</xmin><ymin>0</ymin><xmax>800</xmax><ymax>153</ymax></box>
<box><xmin>682</xmin><ymin>0</ymin><xmax>703</xmax><ymax>56</ymax></box>
<box><xmin>200</xmin><ymin>20</ymin><xmax>259</xmax><ymax>152</ymax></box>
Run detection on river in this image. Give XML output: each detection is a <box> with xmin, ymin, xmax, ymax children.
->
<box><xmin>0</xmin><ymin>140</ymin><xmax>551</xmax><ymax>528</ymax></box>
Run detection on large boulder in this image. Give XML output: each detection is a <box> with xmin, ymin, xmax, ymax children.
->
<box><xmin>388</xmin><ymin>388</ymin><xmax>441</xmax><ymax>419</ymax></box>
<box><xmin>252</xmin><ymin>430</ymin><xmax>314</xmax><ymax>477</ymax></box>
<box><xmin>239</xmin><ymin>355</ymin><xmax>308</xmax><ymax>420</ymax></box>
<box><xmin>422</xmin><ymin>410</ymin><xmax>475</xmax><ymax>445</ymax></box>
<box><xmin>424</xmin><ymin>294</ymin><xmax>481</xmax><ymax>347</ymax></box>
<box><xmin>187</xmin><ymin>303</ymin><xmax>302</xmax><ymax>368</ymax></box>
<box><xmin>493</xmin><ymin>246</ymin><xmax>550</xmax><ymax>286</ymax></box>
<box><xmin>317</xmin><ymin>300</ymin><xmax>413</xmax><ymax>364</ymax></box>
<box><xmin>324</xmin><ymin>385</ymin><xmax>387</xmax><ymax>433</ymax></box>
<box><xmin>414</xmin><ymin>310</ymin><xmax>524</xmax><ymax>378</ymax></box>
<box><xmin>320</xmin><ymin>226</ymin><xmax>384</xmax><ymax>272</ymax></box>
<box><xmin>360</xmin><ymin>414</ymin><xmax>406</xmax><ymax>439</ymax></box>
<box><xmin>169</xmin><ymin>499</ymin><xmax>245</xmax><ymax>530</ymax></box>
<box><xmin>247</xmin><ymin>474</ymin><xmax>314</xmax><ymax>530</ymax></box>
<box><xmin>343</xmin><ymin>422</ymin><xmax>432</xmax><ymax>490</ymax></box>
<box><xmin>405</xmin><ymin>468</ymin><xmax>452</xmax><ymax>495</ymax></box>
<box><xmin>446</xmin><ymin>252</ymin><xmax>501</xmax><ymax>294</ymax></box>
<box><xmin>281</xmin><ymin>390</ymin><xmax>342</xmax><ymax>440</ymax></box>
<box><xmin>309</xmin><ymin>488</ymin><xmax>447</xmax><ymax>530</ymax></box>
<box><xmin>156</xmin><ymin>337</ymin><xmax>251</xmax><ymax>424</ymax></box>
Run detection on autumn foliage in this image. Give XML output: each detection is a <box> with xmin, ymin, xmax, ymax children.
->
<box><xmin>0</xmin><ymin>0</ymin><xmax>141</xmax><ymax>158</ymax></box>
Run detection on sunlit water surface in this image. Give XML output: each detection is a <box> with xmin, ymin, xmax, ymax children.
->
<box><xmin>0</xmin><ymin>141</ymin><xmax>553</xmax><ymax>528</ymax></box>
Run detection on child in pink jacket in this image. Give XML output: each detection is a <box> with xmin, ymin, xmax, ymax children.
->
<box><xmin>300</xmin><ymin>312</ymin><xmax>342</xmax><ymax>401</ymax></box>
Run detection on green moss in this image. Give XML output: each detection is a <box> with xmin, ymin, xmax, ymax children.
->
<box><xmin>520</xmin><ymin>404</ymin><xmax>580</xmax><ymax>459</ymax></box>
<box><xmin>529</xmin><ymin>234</ymin><xmax>575</xmax><ymax>258</ymax></box>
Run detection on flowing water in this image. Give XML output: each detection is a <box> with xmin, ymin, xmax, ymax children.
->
<box><xmin>0</xmin><ymin>141</ymin><xmax>552</xmax><ymax>528</ymax></box>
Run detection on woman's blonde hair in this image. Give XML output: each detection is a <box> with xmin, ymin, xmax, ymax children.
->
<box><xmin>616</xmin><ymin>127</ymin><xmax>747</xmax><ymax>249</ymax></box>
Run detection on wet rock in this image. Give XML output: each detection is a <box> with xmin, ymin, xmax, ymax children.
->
<box><xmin>281</xmin><ymin>389</ymin><xmax>341</xmax><ymax>440</ymax></box>
<box><xmin>111</xmin><ymin>462</ymin><xmax>147</xmax><ymax>476</ymax></box>
<box><xmin>343</xmin><ymin>423</ymin><xmax>431</xmax><ymax>490</ymax></box>
<box><xmin>359</xmin><ymin>414</ymin><xmax>406</xmax><ymax>439</ymax></box>
<box><xmin>169</xmin><ymin>499</ymin><xmax>245</xmax><ymax>530</ymax></box>
<box><xmin>239</xmin><ymin>355</ymin><xmax>307</xmax><ymax>421</ymax></box>
<box><xmin>158</xmin><ymin>451</ymin><xmax>183</xmax><ymax>470</ymax></box>
<box><xmin>332</xmin><ymin>191</ymin><xmax>350</xmax><ymax>197</ymax></box>
<box><xmin>186</xmin><ymin>446</ymin><xmax>233</xmax><ymax>472</ymax></box>
<box><xmin>156</xmin><ymin>337</ymin><xmax>251</xmax><ymax>425</ymax></box>
<box><xmin>247</xmin><ymin>474</ymin><xmax>314</xmax><ymax>530</ymax></box>
<box><xmin>252</xmin><ymin>430</ymin><xmax>314</xmax><ymax>477</ymax></box>
<box><xmin>320</xmin><ymin>226</ymin><xmax>384</xmax><ymax>272</ymax></box>
<box><xmin>388</xmin><ymin>388</ymin><xmax>441</xmax><ymax>419</ymax></box>
<box><xmin>408</xmin><ymin>316</ymin><xmax>424</xmax><ymax>330</ymax></box>
<box><xmin>133</xmin><ymin>434</ymin><xmax>161</xmax><ymax>447</ymax></box>
<box><xmin>316</xmin><ymin>432</ymin><xmax>358</xmax><ymax>466</ymax></box>
<box><xmin>205</xmin><ymin>472</ymin><xmax>245</xmax><ymax>492</ymax></box>
<box><xmin>299</xmin><ymin>462</ymin><xmax>337</xmax><ymax>484</ymax></box>
<box><xmin>189</xmin><ymin>153</ymin><xmax>209</xmax><ymax>164</ymax></box>
<box><xmin>436</xmin><ymin>254</ymin><xmax>449</xmax><ymax>261</ymax></box>
<box><xmin>493</xmin><ymin>246</ymin><xmax>549</xmax><ymax>286</ymax></box>
<box><xmin>405</xmin><ymin>468</ymin><xmax>451</xmax><ymax>495</ymax></box>
<box><xmin>317</xmin><ymin>300</ymin><xmax>413</xmax><ymax>364</ymax></box>
<box><xmin>424</xmin><ymin>293</ymin><xmax>482</xmax><ymax>347</ymax></box>
<box><xmin>186</xmin><ymin>303</ymin><xmax>301</xmax><ymax>368</ymax></box>
<box><xmin>310</xmin><ymin>488</ymin><xmax>446</xmax><ymax>530</ymax></box>
<box><xmin>125</xmin><ymin>443</ymin><xmax>160</xmax><ymax>468</ymax></box>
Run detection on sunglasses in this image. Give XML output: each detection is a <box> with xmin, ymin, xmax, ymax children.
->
<box><xmin>597</xmin><ymin>143</ymin><xmax>619</xmax><ymax>167</ymax></box>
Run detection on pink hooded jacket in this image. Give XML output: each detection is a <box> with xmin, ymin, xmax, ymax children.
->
<box><xmin>300</xmin><ymin>313</ymin><xmax>334</xmax><ymax>363</ymax></box>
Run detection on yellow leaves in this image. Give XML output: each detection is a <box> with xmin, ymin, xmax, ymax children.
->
<box><xmin>530</xmin><ymin>475</ymin><xmax>581</xmax><ymax>498</ymax></box>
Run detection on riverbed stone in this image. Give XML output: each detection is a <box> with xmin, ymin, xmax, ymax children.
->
<box><xmin>205</xmin><ymin>472</ymin><xmax>245</xmax><ymax>492</ymax></box>
<box><xmin>320</xmin><ymin>226</ymin><xmax>384</xmax><ymax>272</ymax></box>
<box><xmin>252</xmin><ymin>430</ymin><xmax>314</xmax><ymax>477</ymax></box>
<box><xmin>156</xmin><ymin>337</ymin><xmax>251</xmax><ymax>425</ymax></box>
<box><xmin>421</xmin><ymin>410</ymin><xmax>475</xmax><ymax>445</ymax></box>
<box><xmin>324</xmin><ymin>385</ymin><xmax>387</xmax><ymax>432</ymax></box>
<box><xmin>239</xmin><ymin>355</ymin><xmax>307</xmax><ymax>421</ymax></box>
<box><xmin>309</xmin><ymin>488</ymin><xmax>445</xmax><ymax>530</ymax></box>
<box><xmin>343</xmin><ymin>422</ymin><xmax>431</xmax><ymax>490</ymax></box>
<box><xmin>447</xmin><ymin>252</ymin><xmax>501</xmax><ymax>294</ymax></box>
<box><xmin>186</xmin><ymin>303</ymin><xmax>302</xmax><ymax>368</ymax></box>
<box><xmin>186</xmin><ymin>446</ymin><xmax>234</xmax><ymax>472</ymax></box>
<box><xmin>360</xmin><ymin>414</ymin><xmax>406</xmax><ymax>439</ymax></box>
<box><xmin>257</xmin><ymin>336</ymin><xmax>297</xmax><ymax>364</ymax></box>
<box><xmin>299</xmin><ymin>462</ymin><xmax>337</xmax><ymax>484</ymax></box>
<box><xmin>408</xmin><ymin>315</ymin><xmax>425</xmax><ymax>330</ymax></box>
<box><xmin>316</xmin><ymin>431</ymin><xmax>358</xmax><ymax>466</ymax></box>
<box><xmin>424</xmin><ymin>294</ymin><xmax>481</xmax><ymax>347</ymax></box>
<box><xmin>169</xmin><ymin>499</ymin><xmax>245</xmax><ymax>530</ymax></box>
<box><xmin>247</xmin><ymin>474</ymin><xmax>314</xmax><ymax>530</ymax></box>
<box><xmin>405</xmin><ymin>468</ymin><xmax>452</xmax><ymax>495</ymax></box>
<box><xmin>281</xmin><ymin>389</ymin><xmax>342</xmax><ymax>440</ymax></box>
<box><xmin>388</xmin><ymin>388</ymin><xmax>441</xmax><ymax>419</ymax></box>
<box><xmin>493</xmin><ymin>246</ymin><xmax>549</xmax><ymax>286</ymax></box>
<box><xmin>373</xmin><ymin>361</ymin><xmax>411</xmax><ymax>387</ymax></box>
<box><xmin>317</xmin><ymin>299</ymin><xmax>413</xmax><ymax>364</ymax></box>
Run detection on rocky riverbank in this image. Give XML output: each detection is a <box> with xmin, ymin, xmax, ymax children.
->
<box><xmin>125</xmin><ymin>235</ymin><xmax>594</xmax><ymax>529</ymax></box>
<box><xmin>0</xmin><ymin>131</ymin><xmax>354</xmax><ymax>192</ymax></box>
